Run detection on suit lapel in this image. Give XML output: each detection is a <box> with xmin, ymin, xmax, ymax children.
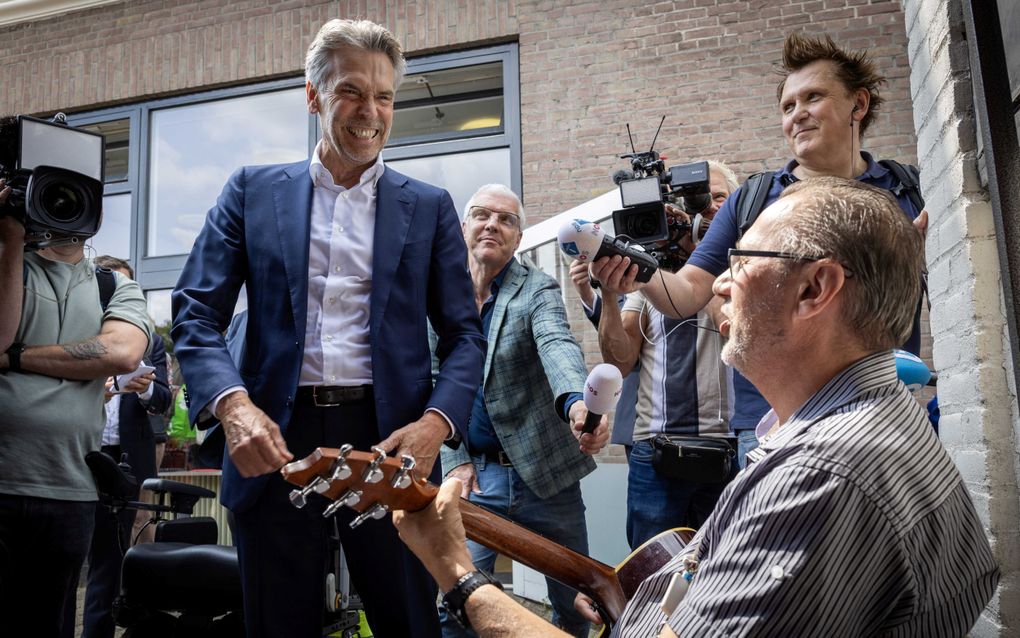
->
<box><xmin>483</xmin><ymin>259</ymin><xmax>526</xmax><ymax>382</ymax></box>
<box><xmin>371</xmin><ymin>167</ymin><xmax>416</xmax><ymax>335</ymax></box>
<box><xmin>272</xmin><ymin>161</ymin><xmax>313</xmax><ymax>339</ymax></box>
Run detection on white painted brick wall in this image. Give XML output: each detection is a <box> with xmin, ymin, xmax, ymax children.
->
<box><xmin>902</xmin><ymin>0</ymin><xmax>1019</xmax><ymax>635</ymax></box>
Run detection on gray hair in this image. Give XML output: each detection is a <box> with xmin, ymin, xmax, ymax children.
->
<box><xmin>774</xmin><ymin>177</ymin><xmax>923</xmax><ymax>351</ymax></box>
<box><xmin>707</xmin><ymin>160</ymin><xmax>739</xmax><ymax>194</ymax></box>
<box><xmin>305</xmin><ymin>19</ymin><xmax>406</xmax><ymax>92</ymax></box>
<box><xmin>464</xmin><ymin>184</ymin><xmax>526</xmax><ymax>229</ymax></box>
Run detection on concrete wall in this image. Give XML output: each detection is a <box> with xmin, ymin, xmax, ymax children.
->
<box><xmin>901</xmin><ymin>0</ymin><xmax>1019</xmax><ymax>634</ymax></box>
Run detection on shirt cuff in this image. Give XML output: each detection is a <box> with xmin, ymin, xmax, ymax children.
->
<box><xmin>426</xmin><ymin>407</ymin><xmax>458</xmax><ymax>441</ymax></box>
<box><xmin>580</xmin><ymin>297</ymin><xmax>597</xmax><ymax>317</ymax></box>
<box><xmin>205</xmin><ymin>385</ymin><xmax>248</xmax><ymax>422</ymax></box>
<box><xmin>137</xmin><ymin>382</ymin><xmax>154</xmax><ymax>401</ymax></box>
<box><xmin>562</xmin><ymin>393</ymin><xmax>583</xmax><ymax>421</ymax></box>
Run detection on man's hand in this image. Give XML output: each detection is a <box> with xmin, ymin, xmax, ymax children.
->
<box><xmin>590</xmin><ymin>255</ymin><xmax>642</xmax><ymax>297</ymax></box>
<box><xmin>568</xmin><ymin>260</ymin><xmax>596</xmax><ymax>309</ymax></box>
<box><xmin>215</xmin><ymin>391</ymin><xmax>292</xmax><ymax>477</ymax></box>
<box><xmin>377</xmin><ymin>410</ymin><xmax>449</xmax><ymax>481</ymax></box>
<box><xmin>573</xmin><ymin>593</ymin><xmax>604</xmax><ymax>626</ymax></box>
<box><xmin>392</xmin><ymin>477</ymin><xmax>476</xmax><ymax>591</ymax></box>
<box><xmin>568</xmin><ymin>401</ymin><xmax>609</xmax><ymax>455</ymax></box>
<box><xmin>121</xmin><ymin>371</ymin><xmax>154</xmax><ymax>395</ymax></box>
<box><xmin>447</xmin><ymin>462</ymin><xmax>481</xmax><ymax>499</ymax></box>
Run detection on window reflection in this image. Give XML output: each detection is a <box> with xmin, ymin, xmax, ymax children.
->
<box><xmin>147</xmin><ymin>88</ymin><xmax>308</xmax><ymax>257</ymax></box>
<box><xmin>387</xmin><ymin>148</ymin><xmax>511</xmax><ymax>217</ymax></box>
<box><xmin>90</xmin><ymin>193</ymin><xmax>131</xmax><ymax>259</ymax></box>
<box><xmin>391</xmin><ymin>63</ymin><xmax>504</xmax><ymax>145</ymax></box>
<box><xmin>81</xmin><ymin>119</ymin><xmax>130</xmax><ymax>183</ymax></box>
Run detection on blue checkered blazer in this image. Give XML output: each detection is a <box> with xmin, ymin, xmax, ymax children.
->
<box><xmin>441</xmin><ymin>258</ymin><xmax>595</xmax><ymax>499</ymax></box>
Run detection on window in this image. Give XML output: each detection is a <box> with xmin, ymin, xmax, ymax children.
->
<box><xmin>68</xmin><ymin>43</ymin><xmax>520</xmax><ymax>298</ymax></box>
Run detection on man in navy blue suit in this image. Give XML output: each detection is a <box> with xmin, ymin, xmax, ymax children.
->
<box><xmin>171</xmin><ymin>19</ymin><xmax>485</xmax><ymax>638</ymax></box>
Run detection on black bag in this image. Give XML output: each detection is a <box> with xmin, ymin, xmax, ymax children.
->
<box><xmin>650</xmin><ymin>435</ymin><xmax>736</xmax><ymax>484</ymax></box>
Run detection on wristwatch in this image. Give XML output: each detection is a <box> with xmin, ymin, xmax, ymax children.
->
<box><xmin>442</xmin><ymin>570</ymin><xmax>501</xmax><ymax>629</ymax></box>
<box><xmin>3</xmin><ymin>342</ymin><xmax>25</xmax><ymax>373</ymax></box>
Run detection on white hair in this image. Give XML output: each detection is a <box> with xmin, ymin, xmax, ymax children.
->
<box><xmin>464</xmin><ymin>184</ymin><xmax>526</xmax><ymax>228</ymax></box>
<box><xmin>305</xmin><ymin>19</ymin><xmax>406</xmax><ymax>92</ymax></box>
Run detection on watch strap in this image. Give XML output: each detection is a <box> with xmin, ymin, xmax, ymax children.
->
<box><xmin>442</xmin><ymin>570</ymin><xmax>500</xmax><ymax>629</ymax></box>
<box><xmin>4</xmin><ymin>342</ymin><xmax>25</xmax><ymax>372</ymax></box>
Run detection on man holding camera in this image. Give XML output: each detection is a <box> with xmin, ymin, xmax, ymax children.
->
<box><xmin>392</xmin><ymin>177</ymin><xmax>997</xmax><ymax>638</ymax></box>
<box><xmin>0</xmin><ymin>119</ymin><xmax>152</xmax><ymax>637</ymax></box>
<box><xmin>596</xmin><ymin>160</ymin><xmax>738</xmax><ymax>549</ymax></box>
<box><xmin>593</xmin><ymin>33</ymin><xmax>928</xmax><ymax>466</ymax></box>
<box><xmin>440</xmin><ymin>183</ymin><xmax>609</xmax><ymax>638</ymax></box>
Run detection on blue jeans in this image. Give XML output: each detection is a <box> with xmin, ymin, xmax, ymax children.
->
<box><xmin>0</xmin><ymin>494</ymin><xmax>95</xmax><ymax>638</ymax></box>
<box><xmin>626</xmin><ymin>439</ymin><xmax>734</xmax><ymax>549</ymax></box>
<box><xmin>736</xmin><ymin>429</ymin><xmax>760</xmax><ymax>469</ymax></box>
<box><xmin>440</xmin><ymin>457</ymin><xmax>590</xmax><ymax>638</ymax></box>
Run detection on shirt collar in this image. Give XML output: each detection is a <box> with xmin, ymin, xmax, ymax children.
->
<box><xmin>308</xmin><ymin>140</ymin><xmax>385</xmax><ymax>191</ymax></box>
<box><xmin>779</xmin><ymin>151</ymin><xmax>880</xmax><ymax>182</ymax></box>
<box><xmin>748</xmin><ymin>351</ymin><xmax>898</xmax><ymax>460</ymax></box>
<box><xmin>487</xmin><ymin>257</ymin><xmax>516</xmax><ymax>299</ymax></box>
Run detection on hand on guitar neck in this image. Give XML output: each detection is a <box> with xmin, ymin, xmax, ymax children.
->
<box><xmin>281</xmin><ymin>446</ymin><xmax>693</xmax><ymax>638</ymax></box>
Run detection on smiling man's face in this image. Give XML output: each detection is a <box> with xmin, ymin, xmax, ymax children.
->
<box><xmin>463</xmin><ymin>192</ymin><xmax>523</xmax><ymax>271</ymax></box>
<box><xmin>307</xmin><ymin>46</ymin><xmax>395</xmax><ymax>185</ymax></box>
<box><xmin>780</xmin><ymin>59</ymin><xmax>862</xmax><ymax>167</ymax></box>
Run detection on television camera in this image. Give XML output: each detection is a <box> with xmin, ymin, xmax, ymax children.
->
<box><xmin>0</xmin><ymin>114</ymin><xmax>105</xmax><ymax>251</ymax></box>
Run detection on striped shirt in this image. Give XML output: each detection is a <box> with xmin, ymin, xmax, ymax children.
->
<box><xmin>625</xmin><ymin>291</ymin><xmax>730</xmax><ymax>440</ymax></box>
<box><xmin>613</xmin><ymin>352</ymin><xmax>999</xmax><ymax>637</ymax></box>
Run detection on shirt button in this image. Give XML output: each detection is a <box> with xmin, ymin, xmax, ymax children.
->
<box><xmin>328</xmin><ymin>297</ymin><xmax>336</xmax><ymax>305</ymax></box>
<box><xmin>324</xmin><ymin>335</ymin><xmax>333</xmax><ymax>342</ymax></box>
<box><xmin>342</xmin><ymin>192</ymin><xmax>349</xmax><ymax>199</ymax></box>
<box><xmin>334</xmin><ymin>265</ymin><xmax>341</xmax><ymax>273</ymax></box>
<box><xmin>771</xmin><ymin>566</ymin><xmax>785</xmax><ymax>580</ymax></box>
<box><xmin>336</xmin><ymin>225</ymin><xmax>344</xmax><ymax>233</ymax></box>
<box><xmin>329</xmin><ymin>375</ymin><xmax>336</xmax><ymax>383</ymax></box>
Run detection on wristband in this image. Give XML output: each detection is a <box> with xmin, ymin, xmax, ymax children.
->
<box><xmin>4</xmin><ymin>342</ymin><xmax>25</xmax><ymax>373</ymax></box>
<box><xmin>441</xmin><ymin>570</ymin><xmax>500</xmax><ymax>630</ymax></box>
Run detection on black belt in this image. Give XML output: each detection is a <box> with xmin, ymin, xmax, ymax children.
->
<box><xmin>296</xmin><ymin>384</ymin><xmax>372</xmax><ymax>407</ymax></box>
<box><xmin>478</xmin><ymin>450</ymin><xmax>513</xmax><ymax>467</ymax></box>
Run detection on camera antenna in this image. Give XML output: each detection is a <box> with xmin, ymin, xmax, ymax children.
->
<box><xmin>648</xmin><ymin>115</ymin><xmax>666</xmax><ymax>152</ymax></box>
<box><xmin>626</xmin><ymin>123</ymin><xmax>637</xmax><ymax>154</ymax></box>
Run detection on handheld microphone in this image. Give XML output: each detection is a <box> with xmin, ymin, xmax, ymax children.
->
<box><xmin>893</xmin><ymin>349</ymin><xmax>932</xmax><ymax>393</ymax></box>
<box><xmin>557</xmin><ymin>219</ymin><xmax>659</xmax><ymax>283</ymax></box>
<box><xmin>581</xmin><ymin>363</ymin><xmax>623</xmax><ymax>434</ymax></box>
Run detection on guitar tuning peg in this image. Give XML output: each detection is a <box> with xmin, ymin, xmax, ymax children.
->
<box><xmin>349</xmin><ymin>502</ymin><xmax>389</xmax><ymax>529</ymax></box>
<box><xmin>288</xmin><ymin>476</ymin><xmax>326</xmax><ymax>509</ymax></box>
<box><xmin>390</xmin><ymin>454</ymin><xmax>416</xmax><ymax>489</ymax></box>
<box><xmin>322</xmin><ymin>488</ymin><xmax>362</xmax><ymax>518</ymax></box>
<box><xmin>363</xmin><ymin>446</ymin><xmax>387</xmax><ymax>484</ymax></box>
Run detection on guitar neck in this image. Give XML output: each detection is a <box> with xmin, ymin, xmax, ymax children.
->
<box><xmin>458</xmin><ymin>498</ymin><xmax>628</xmax><ymax>623</ymax></box>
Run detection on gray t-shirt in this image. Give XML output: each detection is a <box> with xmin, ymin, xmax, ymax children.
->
<box><xmin>0</xmin><ymin>253</ymin><xmax>151</xmax><ymax>501</ymax></box>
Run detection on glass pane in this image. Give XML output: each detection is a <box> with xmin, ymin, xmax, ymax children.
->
<box><xmin>387</xmin><ymin>148</ymin><xmax>511</xmax><ymax>217</ymax></box>
<box><xmin>391</xmin><ymin>63</ymin><xmax>503</xmax><ymax>145</ymax></box>
<box><xmin>148</xmin><ymin>88</ymin><xmax>308</xmax><ymax>256</ymax></box>
<box><xmin>81</xmin><ymin>119</ymin><xmax>130</xmax><ymax>183</ymax></box>
<box><xmin>89</xmin><ymin>193</ymin><xmax>131</xmax><ymax>259</ymax></box>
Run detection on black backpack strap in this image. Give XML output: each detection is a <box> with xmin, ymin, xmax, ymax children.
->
<box><xmin>95</xmin><ymin>267</ymin><xmax>116</xmax><ymax>312</ymax></box>
<box><xmin>735</xmin><ymin>171</ymin><xmax>776</xmax><ymax>240</ymax></box>
<box><xmin>878</xmin><ymin>159</ymin><xmax>925</xmax><ymax>211</ymax></box>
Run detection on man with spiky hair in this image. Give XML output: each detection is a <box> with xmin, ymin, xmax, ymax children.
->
<box><xmin>592</xmin><ymin>32</ymin><xmax>928</xmax><ymax>466</ymax></box>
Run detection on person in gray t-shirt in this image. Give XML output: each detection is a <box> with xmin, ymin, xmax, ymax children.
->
<box><xmin>0</xmin><ymin>123</ymin><xmax>151</xmax><ymax>637</ymax></box>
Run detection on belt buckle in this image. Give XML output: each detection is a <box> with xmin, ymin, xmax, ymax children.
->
<box><xmin>312</xmin><ymin>386</ymin><xmax>340</xmax><ymax>408</ymax></box>
<box><xmin>497</xmin><ymin>450</ymin><xmax>512</xmax><ymax>467</ymax></box>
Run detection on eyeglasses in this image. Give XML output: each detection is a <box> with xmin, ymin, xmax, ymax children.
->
<box><xmin>468</xmin><ymin>206</ymin><xmax>521</xmax><ymax>230</ymax></box>
<box><xmin>727</xmin><ymin>248</ymin><xmax>823</xmax><ymax>279</ymax></box>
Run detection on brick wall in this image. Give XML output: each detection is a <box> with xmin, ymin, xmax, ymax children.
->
<box><xmin>902</xmin><ymin>1</ymin><xmax>1018</xmax><ymax>634</ymax></box>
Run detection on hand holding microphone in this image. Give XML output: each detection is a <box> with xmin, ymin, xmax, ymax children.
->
<box><xmin>557</xmin><ymin>219</ymin><xmax>658</xmax><ymax>284</ymax></box>
<box><xmin>569</xmin><ymin>364</ymin><xmax>623</xmax><ymax>455</ymax></box>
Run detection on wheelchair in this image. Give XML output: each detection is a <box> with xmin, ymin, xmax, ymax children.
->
<box><xmin>85</xmin><ymin>451</ymin><xmax>363</xmax><ymax>638</ymax></box>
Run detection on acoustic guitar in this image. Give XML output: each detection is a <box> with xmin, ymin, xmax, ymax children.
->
<box><xmin>282</xmin><ymin>446</ymin><xmax>693</xmax><ymax>635</ymax></box>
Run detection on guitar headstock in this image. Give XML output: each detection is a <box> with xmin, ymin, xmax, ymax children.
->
<box><xmin>281</xmin><ymin>445</ymin><xmax>438</xmax><ymax>527</ymax></box>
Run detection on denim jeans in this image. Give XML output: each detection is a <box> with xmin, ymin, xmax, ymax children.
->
<box><xmin>0</xmin><ymin>493</ymin><xmax>95</xmax><ymax>638</ymax></box>
<box><xmin>440</xmin><ymin>457</ymin><xmax>590</xmax><ymax>638</ymax></box>
<box><xmin>736</xmin><ymin>428</ymin><xmax>760</xmax><ymax>469</ymax></box>
<box><xmin>625</xmin><ymin>439</ymin><xmax>734</xmax><ymax>549</ymax></box>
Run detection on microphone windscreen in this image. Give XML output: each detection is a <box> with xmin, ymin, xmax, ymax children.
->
<box><xmin>583</xmin><ymin>363</ymin><xmax>624</xmax><ymax>415</ymax></box>
<box><xmin>612</xmin><ymin>169</ymin><xmax>634</xmax><ymax>185</ymax></box>
<box><xmin>893</xmin><ymin>349</ymin><xmax>931</xmax><ymax>392</ymax></box>
<box><xmin>557</xmin><ymin>219</ymin><xmax>605</xmax><ymax>262</ymax></box>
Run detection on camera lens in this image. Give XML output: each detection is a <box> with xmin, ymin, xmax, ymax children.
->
<box><xmin>39</xmin><ymin>182</ymin><xmax>85</xmax><ymax>222</ymax></box>
<box><xmin>634</xmin><ymin>212</ymin><xmax>659</xmax><ymax>236</ymax></box>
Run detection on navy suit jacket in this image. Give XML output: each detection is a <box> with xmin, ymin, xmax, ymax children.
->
<box><xmin>118</xmin><ymin>334</ymin><xmax>172</xmax><ymax>482</ymax></box>
<box><xmin>171</xmin><ymin>160</ymin><xmax>485</xmax><ymax>512</ymax></box>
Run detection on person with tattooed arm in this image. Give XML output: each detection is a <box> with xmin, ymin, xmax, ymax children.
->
<box><xmin>0</xmin><ymin>117</ymin><xmax>152</xmax><ymax>638</ymax></box>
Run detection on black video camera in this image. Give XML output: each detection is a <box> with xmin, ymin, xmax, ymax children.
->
<box><xmin>612</xmin><ymin>154</ymin><xmax>712</xmax><ymax>271</ymax></box>
<box><xmin>0</xmin><ymin>114</ymin><xmax>105</xmax><ymax>250</ymax></box>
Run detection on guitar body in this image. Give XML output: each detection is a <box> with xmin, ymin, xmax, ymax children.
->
<box><xmin>282</xmin><ymin>447</ymin><xmax>694</xmax><ymax>634</ymax></box>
